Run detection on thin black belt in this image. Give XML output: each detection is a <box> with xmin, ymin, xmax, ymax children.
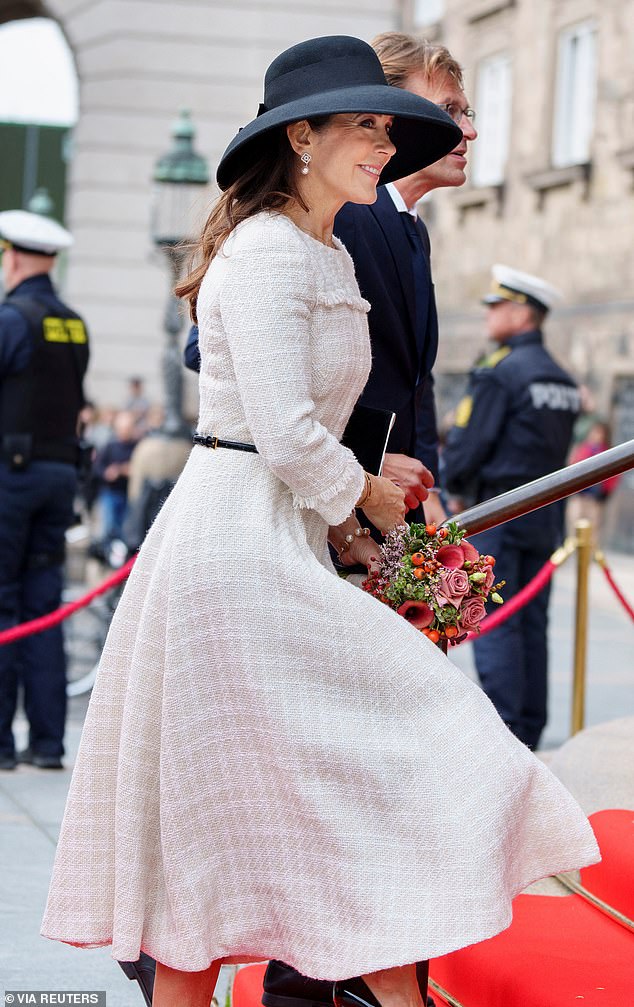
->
<box><xmin>193</xmin><ymin>433</ymin><xmax>258</xmax><ymax>453</ymax></box>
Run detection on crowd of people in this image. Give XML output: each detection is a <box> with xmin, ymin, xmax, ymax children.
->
<box><xmin>0</xmin><ymin>26</ymin><xmax>624</xmax><ymax>1007</ymax></box>
<box><xmin>77</xmin><ymin>381</ymin><xmax>166</xmax><ymax>556</ymax></box>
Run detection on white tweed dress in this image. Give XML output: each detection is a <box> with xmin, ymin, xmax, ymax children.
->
<box><xmin>42</xmin><ymin>212</ymin><xmax>599</xmax><ymax>976</ymax></box>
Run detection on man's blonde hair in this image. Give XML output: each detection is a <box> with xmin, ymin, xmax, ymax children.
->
<box><xmin>372</xmin><ymin>32</ymin><xmax>464</xmax><ymax>90</ymax></box>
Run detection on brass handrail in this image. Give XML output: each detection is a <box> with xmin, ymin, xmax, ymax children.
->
<box><xmin>448</xmin><ymin>438</ymin><xmax>634</xmax><ymax>536</ymax></box>
<box><xmin>555</xmin><ymin>872</ymin><xmax>634</xmax><ymax>933</ymax></box>
<box><xmin>427</xmin><ymin>977</ymin><xmax>466</xmax><ymax>1007</ymax></box>
<box><xmin>571</xmin><ymin>521</ymin><xmax>592</xmax><ymax>734</ymax></box>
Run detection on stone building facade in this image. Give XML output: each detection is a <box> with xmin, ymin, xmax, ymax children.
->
<box><xmin>405</xmin><ymin>0</ymin><xmax>634</xmax><ymax>546</ymax></box>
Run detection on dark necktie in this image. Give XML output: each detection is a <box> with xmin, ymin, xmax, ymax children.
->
<box><xmin>400</xmin><ymin>211</ymin><xmax>430</xmax><ymax>373</ymax></box>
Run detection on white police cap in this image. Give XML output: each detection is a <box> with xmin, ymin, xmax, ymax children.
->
<box><xmin>483</xmin><ymin>264</ymin><xmax>563</xmax><ymax>313</ymax></box>
<box><xmin>0</xmin><ymin>210</ymin><xmax>73</xmax><ymax>255</ymax></box>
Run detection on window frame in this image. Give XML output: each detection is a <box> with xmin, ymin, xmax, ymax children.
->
<box><xmin>552</xmin><ymin>19</ymin><xmax>599</xmax><ymax>169</ymax></box>
<box><xmin>413</xmin><ymin>0</ymin><xmax>445</xmax><ymax>28</ymax></box>
<box><xmin>472</xmin><ymin>51</ymin><xmax>513</xmax><ymax>188</ymax></box>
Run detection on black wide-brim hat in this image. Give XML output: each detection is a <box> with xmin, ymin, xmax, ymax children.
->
<box><xmin>216</xmin><ymin>35</ymin><xmax>462</xmax><ymax>190</ymax></box>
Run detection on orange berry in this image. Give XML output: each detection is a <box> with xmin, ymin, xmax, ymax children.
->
<box><xmin>425</xmin><ymin>523</ymin><xmax>437</xmax><ymax>536</ymax></box>
<box><xmin>438</xmin><ymin>527</ymin><xmax>449</xmax><ymax>540</ymax></box>
<box><xmin>411</xmin><ymin>552</ymin><xmax>425</xmax><ymax>566</ymax></box>
<box><xmin>484</xmin><ymin>555</ymin><xmax>496</xmax><ymax>567</ymax></box>
<box><xmin>413</xmin><ymin>567</ymin><xmax>425</xmax><ymax>579</ymax></box>
<box><xmin>445</xmin><ymin>625</ymin><xmax>458</xmax><ymax>638</ymax></box>
<box><xmin>427</xmin><ymin>629</ymin><xmax>440</xmax><ymax>644</ymax></box>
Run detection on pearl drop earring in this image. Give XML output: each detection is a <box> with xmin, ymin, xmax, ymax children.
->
<box><xmin>300</xmin><ymin>152</ymin><xmax>311</xmax><ymax>174</ymax></box>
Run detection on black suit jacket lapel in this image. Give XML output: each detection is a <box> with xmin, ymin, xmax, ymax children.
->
<box><xmin>369</xmin><ymin>187</ymin><xmax>418</xmax><ymax>339</ymax></box>
<box><xmin>416</xmin><ymin>218</ymin><xmax>437</xmax><ymax>375</ymax></box>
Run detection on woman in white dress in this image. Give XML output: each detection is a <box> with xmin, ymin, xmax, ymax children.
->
<box><xmin>42</xmin><ymin>35</ymin><xmax>599</xmax><ymax>1007</ymax></box>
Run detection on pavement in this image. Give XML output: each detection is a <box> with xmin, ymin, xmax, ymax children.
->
<box><xmin>1</xmin><ymin>548</ymin><xmax>633</xmax><ymax>1004</ymax></box>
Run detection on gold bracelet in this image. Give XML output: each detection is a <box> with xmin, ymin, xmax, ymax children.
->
<box><xmin>356</xmin><ymin>471</ymin><xmax>373</xmax><ymax>509</ymax></box>
<box><xmin>337</xmin><ymin>525</ymin><xmax>371</xmax><ymax>558</ymax></box>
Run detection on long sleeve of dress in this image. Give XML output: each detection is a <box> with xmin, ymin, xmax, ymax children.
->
<box><xmin>215</xmin><ymin>221</ymin><xmax>366</xmax><ymax>527</ymax></box>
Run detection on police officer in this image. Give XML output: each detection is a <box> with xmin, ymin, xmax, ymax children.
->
<box><xmin>0</xmin><ymin>210</ymin><xmax>89</xmax><ymax>770</ymax></box>
<box><xmin>442</xmin><ymin>265</ymin><xmax>580</xmax><ymax>750</ymax></box>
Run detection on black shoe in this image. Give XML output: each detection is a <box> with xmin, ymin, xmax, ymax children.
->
<box><xmin>416</xmin><ymin>962</ymin><xmax>431</xmax><ymax>1007</ymax></box>
<box><xmin>263</xmin><ymin>961</ymin><xmax>333</xmax><ymax>1007</ymax></box>
<box><xmin>17</xmin><ymin>748</ymin><xmax>63</xmax><ymax>769</ymax></box>
<box><xmin>118</xmin><ymin>952</ymin><xmax>156</xmax><ymax>1006</ymax></box>
<box><xmin>333</xmin><ymin>969</ymin><xmax>432</xmax><ymax>1007</ymax></box>
<box><xmin>333</xmin><ymin>978</ymin><xmax>381</xmax><ymax>1007</ymax></box>
<box><xmin>0</xmin><ymin>753</ymin><xmax>16</xmax><ymax>770</ymax></box>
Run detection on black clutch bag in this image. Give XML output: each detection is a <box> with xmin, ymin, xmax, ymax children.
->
<box><xmin>341</xmin><ymin>404</ymin><xmax>395</xmax><ymax>476</ymax></box>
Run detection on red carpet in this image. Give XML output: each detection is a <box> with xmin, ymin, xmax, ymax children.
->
<box><xmin>231</xmin><ymin>812</ymin><xmax>634</xmax><ymax>1007</ymax></box>
<box><xmin>429</xmin><ymin>809</ymin><xmax>634</xmax><ymax>1006</ymax></box>
<box><xmin>232</xmin><ymin>963</ymin><xmax>267</xmax><ymax>1007</ymax></box>
<box><xmin>429</xmin><ymin>888</ymin><xmax>633</xmax><ymax>1005</ymax></box>
<box><xmin>579</xmin><ymin>808</ymin><xmax>634</xmax><ymax>919</ymax></box>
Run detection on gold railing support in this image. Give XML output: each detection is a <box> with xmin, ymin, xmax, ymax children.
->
<box><xmin>571</xmin><ymin>520</ymin><xmax>592</xmax><ymax>735</ymax></box>
<box><xmin>428</xmin><ymin>977</ymin><xmax>466</xmax><ymax>1007</ymax></box>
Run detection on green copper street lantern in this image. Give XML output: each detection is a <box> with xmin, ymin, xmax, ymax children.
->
<box><xmin>151</xmin><ymin>111</ymin><xmax>209</xmax><ymax>437</ymax></box>
<box><xmin>151</xmin><ymin>109</ymin><xmax>209</xmax><ymax>247</ymax></box>
<box><xmin>28</xmin><ymin>187</ymin><xmax>56</xmax><ymax>217</ymax></box>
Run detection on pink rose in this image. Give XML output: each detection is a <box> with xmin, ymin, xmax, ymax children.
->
<box><xmin>397</xmin><ymin>600</ymin><xmax>434</xmax><ymax>629</ymax></box>
<box><xmin>435</xmin><ymin>567</ymin><xmax>470</xmax><ymax>607</ymax></box>
<box><xmin>460</xmin><ymin>539</ymin><xmax>480</xmax><ymax>565</ymax></box>
<box><xmin>458</xmin><ymin>596</ymin><xmax>487</xmax><ymax>632</ymax></box>
<box><xmin>436</xmin><ymin>544</ymin><xmax>465</xmax><ymax>569</ymax></box>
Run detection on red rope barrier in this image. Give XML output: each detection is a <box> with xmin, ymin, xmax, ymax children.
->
<box><xmin>0</xmin><ymin>556</ymin><xmax>136</xmax><ymax>646</ymax></box>
<box><xmin>598</xmin><ymin>561</ymin><xmax>634</xmax><ymax>622</ymax></box>
<box><xmin>461</xmin><ymin>557</ymin><xmax>558</xmax><ymax>644</ymax></box>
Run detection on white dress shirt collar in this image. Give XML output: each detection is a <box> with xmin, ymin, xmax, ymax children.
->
<box><xmin>385</xmin><ymin>182</ymin><xmax>418</xmax><ymax>218</ymax></box>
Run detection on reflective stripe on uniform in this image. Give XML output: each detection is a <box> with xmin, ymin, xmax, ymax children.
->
<box><xmin>454</xmin><ymin>395</ymin><xmax>473</xmax><ymax>428</ymax></box>
<box><xmin>479</xmin><ymin>345</ymin><xmax>511</xmax><ymax>369</ymax></box>
<box><xmin>43</xmin><ymin>317</ymin><xmax>88</xmax><ymax>344</ymax></box>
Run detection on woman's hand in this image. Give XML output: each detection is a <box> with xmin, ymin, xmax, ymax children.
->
<box><xmin>382</xmin><ymin>452</ymin><xmax>434</xmax><ymax>511</ymax></box>
<box><xmin>360</xmin><ymin>474</ymin><xmax>406</xmax><ymax>533</ymax></box>
<box><xmin>340</xmin><ymin>532</ymin><xmax>381</xmax><ymax>573</ymax></box>
<box><xmin>329</xmin><ymin>518</ymin><xmax>381</xmax><ymax>573</ymax></box>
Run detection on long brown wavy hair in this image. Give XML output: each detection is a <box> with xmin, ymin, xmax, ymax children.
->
<box><xmin>175</xmin><ymin>117</ymin><xmax>330</xmax><ymax>322</ymax></box>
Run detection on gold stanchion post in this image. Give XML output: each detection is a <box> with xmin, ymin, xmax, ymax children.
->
<box><xmin>571</xmin><ymin>519</ymin><xmax>592</xmax><ymax>735</ymax></box>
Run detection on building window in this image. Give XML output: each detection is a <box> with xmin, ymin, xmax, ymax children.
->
<box><xmin>552</xmin><ymin>19</ymin><xmax>598</xmax><ymax>168</ymax></box>
<box><xmin>414</xmin><ymin>0</ymin><xmax>444</xmax><ymax>27</ymax></box>
<box><xmin>471</xmin><ymin>53</ymin><xmax>512</xmax><ymax>187</ymax></box>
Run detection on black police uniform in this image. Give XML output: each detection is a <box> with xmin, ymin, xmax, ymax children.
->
<box><xmin>0</xmin><ymin>272</ymin><xmax>89</xmax><ymax>765</ymax></box>
<box><xmin>442</xmin><ymin>329</ymin><xmax>579</xmax><ymax>749</ymax></box>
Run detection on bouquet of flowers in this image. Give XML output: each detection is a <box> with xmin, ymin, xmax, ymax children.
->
<box><xmin>362</xmin><ymin>521</ymin><xmax>504</xmax><ymax>645</ymax></box>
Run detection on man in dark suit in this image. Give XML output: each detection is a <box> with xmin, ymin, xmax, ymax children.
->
<box><xmin>121</xmin><ymin>30</ymin><xmax>477</xmax><ymax>1007</ymax></box>
<box><xmin>336</xmin><ymin>32</ymin><xmax>476</xmax><ymax>528</ymax></box>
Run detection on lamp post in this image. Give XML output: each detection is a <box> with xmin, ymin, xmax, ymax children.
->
<box><xmin>28</xmin><ymin>187</ymin><xmax>56</xmax><ymax>217</ymax></box>
<box><xmin>151</xmin><ymin>110</ymin><xmax>209</xmax><ymax>437</ymax></box>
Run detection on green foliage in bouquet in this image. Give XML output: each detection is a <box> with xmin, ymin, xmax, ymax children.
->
<box><xmin>362</xmin><ymin>521</ymin><xmax>504</xmax><ymax>645</ymax></box>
